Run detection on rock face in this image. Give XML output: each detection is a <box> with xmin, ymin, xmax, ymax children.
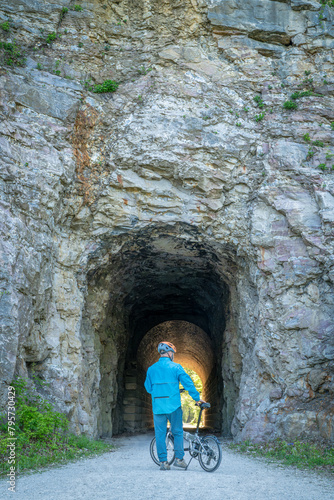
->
<box><xmin>0</xmin><ymin>0</ymin><xmax>334</xmax><ymax>442</ymax></box>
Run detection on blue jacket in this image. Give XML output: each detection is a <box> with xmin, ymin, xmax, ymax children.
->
<box><xmin>144</xmin><ymin>357</ymin><xmax>200</xmax><ymax>414</ymax></box>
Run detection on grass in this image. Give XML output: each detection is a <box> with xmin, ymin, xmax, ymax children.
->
<box><xmin>0</xmin><ymin>432</ymin><xmax>113</xmax><ymax>477</ymax></box>
<box><xmin>255</xmin><ymin>112</ymin><xmax>265</xmax><ymax>122</ymax></box>
<box><xmin>228</xmin><ymin>439</ymin><xmax>334</xmax><ymax>474</ymax></box>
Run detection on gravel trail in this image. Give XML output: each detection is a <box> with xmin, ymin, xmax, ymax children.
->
<box><xmin>1</xmin><ymin>433</ymin><xmax>333</xmax><ymax>500</ymax></box>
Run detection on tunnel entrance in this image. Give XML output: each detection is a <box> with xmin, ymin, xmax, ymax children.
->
<box><xmin>82</xmin><ymin>225</ymin><xmax>248</xmax><ymax>438</ymax></box>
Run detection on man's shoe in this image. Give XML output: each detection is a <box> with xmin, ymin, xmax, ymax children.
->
<box><xmin>159</xmin><ymin>461</ymin><xmax>170</xmax><ymax>470</ymax></box>
<box><xmin>173</xmin><ymin>458</ymin><xmax>187</xmax><ymax>469</ymax></box>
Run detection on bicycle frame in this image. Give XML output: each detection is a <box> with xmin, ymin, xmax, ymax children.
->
<box><xmin>182</xmin><ymin>403</ymin><xmax>214</xmax><ymax>470</ymax></box>
<box><xmin>150</xmin><ymin>401</ymin><xmax>222</xmax><ymax>472</ymax></box>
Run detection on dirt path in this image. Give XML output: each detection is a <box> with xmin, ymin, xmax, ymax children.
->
<box><xmin>1</xmin><ymin>433</ymin><xmax>333</xmax><ymax>500</ymax></box>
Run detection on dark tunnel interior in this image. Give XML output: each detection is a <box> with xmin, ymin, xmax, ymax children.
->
<box><xmin>85</xmin><ymin>228</ymin><xmax>238</xmax><ymax>437</ymax></box>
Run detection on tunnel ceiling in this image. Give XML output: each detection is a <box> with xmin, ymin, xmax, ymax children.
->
<box><xmin>121</xmin><ymin>240</ymin><xmax>229</xmax><ymax>356</ymax></box>
<box><xmin>86</xmin><ymin>226</ymin><xmax>232</xmax><ymax>361</ymax></box>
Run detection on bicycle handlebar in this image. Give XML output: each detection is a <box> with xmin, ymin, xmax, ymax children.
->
<box><xmin>195</xmin><ymin>402</ymin><xmax>211</xmax><ymax>409</ymax></box>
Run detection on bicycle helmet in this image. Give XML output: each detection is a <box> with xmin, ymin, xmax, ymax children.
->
<box><xmin>158</xmin><ymin>341</ymin><xmax>176</xmax><ymax>354</ymax></box>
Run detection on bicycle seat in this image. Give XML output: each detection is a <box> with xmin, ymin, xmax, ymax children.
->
<box><xmin>201</xmin><ymin>402</ymin><xmax>211</xmax><ymax>409</ymax></box>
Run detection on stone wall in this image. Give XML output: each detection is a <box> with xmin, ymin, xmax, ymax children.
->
<box><xmin>0</xmin><ymin>0</ymin><xmax>334</xmax><ymax>442</ymax></box>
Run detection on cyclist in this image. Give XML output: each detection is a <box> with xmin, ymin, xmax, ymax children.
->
<box><xmin>144</xmin><ymin>341</ymin><xmax>206</xmax><ymax>470</ymax></box>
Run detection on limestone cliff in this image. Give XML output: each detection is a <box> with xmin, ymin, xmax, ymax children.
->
<box><xmin>0</xmin><ymin>0</ymin><xmax>334</xmax><ymax>442</ymax></box>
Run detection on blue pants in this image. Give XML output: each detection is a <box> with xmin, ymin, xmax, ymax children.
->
<box><xmin>153</xmin><ymin>406</ymin><xmax>184</xmax><ymax>462</ymax></box>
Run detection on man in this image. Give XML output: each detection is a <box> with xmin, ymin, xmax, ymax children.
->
<box><xmin>144</xmin><ymin>341</ymin><xmax>206</xmax><ymax>470</ymax></box>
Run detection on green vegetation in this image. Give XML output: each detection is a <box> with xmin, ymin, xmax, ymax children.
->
<box><xmin>78</xmin><ymin>42</ymin><xmax>83</xmax><ymax>48</ymax></box>
<box><xmin>331</xmin><ymin>122</ymin><xmax>334</xmax><ymax>130</ymax></box>
<box><xmin>229</xmin><ymin>440</ymin><xmax>334</xmax><ymax>473</ymax></box>
<box><xmin>46</xmin><ymin>32</ymin><xmax>57</xmax><ymax>43</ymax></box>
<box><xmin>303</xmin><ymin>133</ymin><xmax>311</xmax><ymax>142</ymax></box>
<box><xmin>318</xmin><ymin>163</ymin><xmax>327</xmax><ymax>170</ymax></box>
<box><xmin>0</xmin><ymin>377</ymin><xmax>113</xmax><ymax>477</ymax></box>
<box><xmin>60</xmin><ymin>7</ymin><xmax>68</xmax><ymax>19</ymax></box>
<box><xmin>74</xmin><ymin>5</ymin><xmax>83</xmax><ymax>11</ymax></box>
<box><xmin>253</xmin><ymin>95</ymin><xmax>264</xmax><ymax>108</ymax></box>
<box><xmin>312</xmin><ymin>140</ymin><xmax>324</xmax><ymax>147</ymax></box>
<box><xmin>0</xmin><ymin>41</ymin><xmax>26</xmax><ymax>67</ymax></box>
<box><xmin>0</xmin><ymin>21</ymin><xmax>10</xmax><ymax>32</ymax></box>
<box><xmin>181</xmin><ymin>369</ymin><xmax>203</xmax><ymax>425</ymax></box>
<box><xmin>93</xmin><ymin>79</ymin><xmax>119</xmax><ymax>93</ymax></box>
<box><xmin>291</xmin><ymin>90</ymin><xmax>313</xmax><ymax>100</ymax></box>
<box><xmin>307</xmin><ymin>149</ymin><xmax>315</xmax><ymax>159</ymax></box>
<box><xmin>138</xmin><ymin>65</ymin><xmax>152</xmax><ymax>75</ymax></box>
<box><xmin>283</xmin><ymin>100</ymin><xmax>298</xmax><ymax>110</ymax></box>
<box><xmin>302</xmin><ymin>76</ymin><xmax>314</xmax><ymax>86</ymax></box>
<box><xmin>255</xmin><ymin>112</ymin><xmax>265</xmax><ymax>122</ymax></box>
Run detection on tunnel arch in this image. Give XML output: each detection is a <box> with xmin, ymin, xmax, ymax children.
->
<box><xmin>134</xmin><ymin>321</ymin><xmax>216</xmax><ymax>429</ymax></box>
<box><xmin>80</xmin><ymin>224</ymin><xmax>255</xmax><ymax>438</ymax></box>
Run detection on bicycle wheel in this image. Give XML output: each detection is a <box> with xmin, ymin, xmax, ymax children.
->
<box><xmin>150</xmin><ymin>434</ymin><xmax>175</xmax><ymax>466</ymax></box>
<box><xmin>198</xmin><ymin>435</ymin><xmax>222</xmax><ymax>472</ymax></box>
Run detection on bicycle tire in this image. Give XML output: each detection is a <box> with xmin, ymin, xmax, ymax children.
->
<box><xmin>198</xmin><ymin>435</ymin><xmax>222</xmax><ymax>472</ymax></box>
<box><xmin>150</xmin><ymin>434</ymin><xmax>175</xmax><ymax>466</ymax></box>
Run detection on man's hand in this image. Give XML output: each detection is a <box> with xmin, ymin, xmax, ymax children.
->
<box><xmin>195</xmin><ymin>399</ymin><xmax>207</xmax><ymax>406</ymax></box>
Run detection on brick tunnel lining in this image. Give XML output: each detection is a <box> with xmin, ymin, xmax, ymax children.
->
<box><xmin>127</xmin><ymin>320</ymin><xmax>217</xmax><ymax>431</ymax></box>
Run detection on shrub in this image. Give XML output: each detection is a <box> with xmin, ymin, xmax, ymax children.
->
<box><xmin>312</xmin><ymin>140</ymin><xmax>324</xmax><ymax>147</ymax></box>
<box><xmin>0</xmin><ymin>41</ymin><xmax>26</xmax><ymax>66</ymax></box>
<box><xmin>46</xmin><ymin>32</ymin><xmax>57</xmax><ymax>43</ymax></box>
<box><xmin>0</xmin><ymin>21</ymin><xmax>10</xmax><ymax>32</ymax></box>
<box><xmin>10</xmin><ymin>377</ymin><xmax>68</xmax><ymax>442</ymax></box>
<box><xmin>93</xmin><ymin>79</ymin><xmax>119</xmax><ymax>93</ymax></box>
<box><xmin>283</xmin><ymin>100</ymin><xmax>298</xmax><ymax>110</ymax></box>
<box><xmin>0</xmin><ymin>376</ymin><xmax>113</xmax><ymax>476</ymax></box>
<box><xmin>74</xmin><ymin>5</ymin><xmax>83</xmax><ymax>11</ymax></box>
<box><xmin>303</xmin><ymin>133</ymin><xmax>311</xmax><ymax>142</ymax></box>
<box><xmin>291</xmin><ymin>90</ymin><xmax>313</xmax><ymax>100</ymax></box>
<box><xmin>60</xmin><ymin>7</ymin><xmax>68</xmax><ymax>19</ymax></box>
